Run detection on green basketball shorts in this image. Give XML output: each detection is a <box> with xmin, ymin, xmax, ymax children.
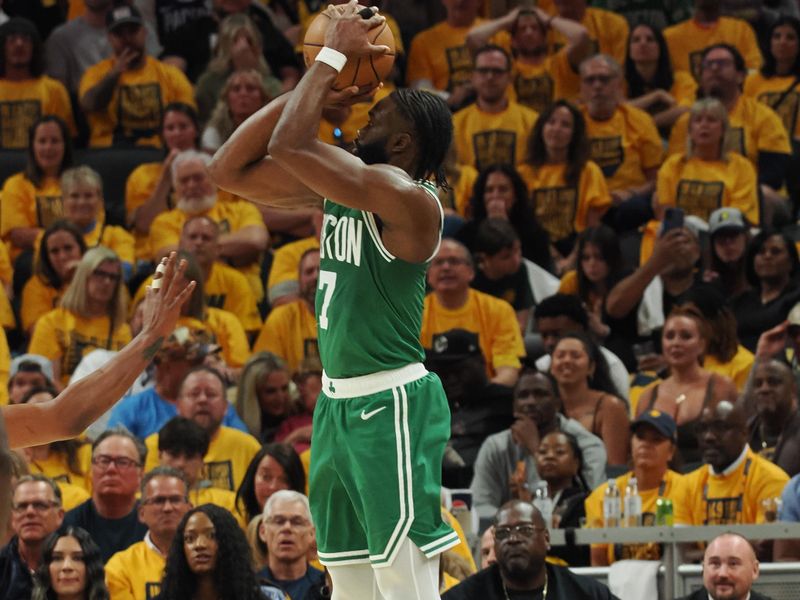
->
<box><xmin>309</xmin><ymin>363</ymin><xmax>459</xmax><ymax>568</ymax></box>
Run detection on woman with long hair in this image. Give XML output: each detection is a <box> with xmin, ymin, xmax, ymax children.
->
<box><xmin>195</xmin><ymin>13</ymin><xmax>282</xmax><ymax>125</ymax></box>
<box><xmin>558</xmin><ymin>225</ymin><xmax>643</xmax><ymax>370</ymax></box>
<box><xmin>20</xmin><ymin>220</ymin><xmax>86</xmax><ymax>332</ymax></box>
<box><xmin>236</xmin><ymin>442</ymin><xmax>307</xmax><ymax>524</ymax></box>
<box><xmin>158</xmin><ymin>504</ymin><xmax>269</xmax><ymax>600</ymax></box>
<box><xmin>636</xmin><ymin>305</ymin><xmax>739</xmax><ymax>469</ymax></box>
<box><xmin>235</xmin><ymin>352</ymin><xmax>298</xmax><ymax>441</ymax></box>
<box><xmin>733</xmin><ymin>229</ymin><xmax>800</xmax><ymax>352</ymax></box>
<box><xmin>703</xmin><ymin>207</ymin><xmax>751</xmax><ymax>298</ymax></box>
<box><xmin>60</xmin><ymin>166</ymin><xmax>134</xmax><ymax>280</ymax></box>
<box><xmin>550</xmin><ymin>332</ymin><xmax>630</xmax><ymax>465</ymax></box>
<box><xmin>518</xmin><ymin>100</ymin><xmax>610</xmax><ymax>273</ymax></box>
<box><xmin>125</xmin><ymin>102</ymin><xmax>200</xmax><ymax>264</ymax></box>
<box><xmin>456</xmin><ymin>163</ymin><xmax>552</xmax><ymax>271</ymax></box>
<box><xmin>28</xmin><ymin>247</ymin><xmax>131</xmax><ymax>385</ymax></box>
<box><xmin>32</xmin><ymin>526</ymin><xmax>110</xmax><ymax>600</ymax></box>
<box><xmin>624</xmin><ymin>23</ymin><xmax>696</xmax><ymax>130</ymax></box>
<box><xmin>655</xmin><ymin>98</ymin><xmax>759</xmax><ymax>225</ymax></box>
<box><xmin>1</xmin><ymin>115</ymin><xmax>74</xmax><ymax>265</ymax></box>
<box><xmin>201</xmin><ymin>69</ymin><xmax>273</xmax><ymax>153</ymax></box>
<box><xmin>744</xmin><ymin>16</ymin><xmax>800</xmax><ymax>144</ymax></box>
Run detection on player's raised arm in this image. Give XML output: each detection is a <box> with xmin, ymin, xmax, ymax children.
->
<box><xmin>2</xmin><ymin>253</ymin><xmax>196</xmax><ymax>448</ymax></box>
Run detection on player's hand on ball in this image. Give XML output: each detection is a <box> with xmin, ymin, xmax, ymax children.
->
<box><xmin>325</xmin><ymin>82</ymin><xmax>381</xmax><ymax>107</ymax></box>
<box><xmin>322</xmin><ymin>0</ymin><xmax>390</xmax><ymax>57</ymax></box>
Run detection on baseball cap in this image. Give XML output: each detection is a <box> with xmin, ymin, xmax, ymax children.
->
<box><xmin>709</xmin><ymin>207</ymin><xmax>746</xmax><ymax>235</ymax></box>
<box><xmin>154</xmin><ymin>326</ymin><xmax>220</xmax><ymax>364</ymax></box>
<box><xmin>425</xmin><ymin>329</ymin><xmax>482</xmax><ymax>364</ymax></box>
<box><xmin>106</xmin><ymin>4</ymin><xmax>143</xmax><ymax>31</ymax></box>
<box><xmin>631</xmin><ymin>409</ymin><xmax>677</xmax><ymax>442</ymax></box>
<box><xmin>10</xmin><ymin>354</ymin><xmax>54</xmax><ymax>382</ymax></box>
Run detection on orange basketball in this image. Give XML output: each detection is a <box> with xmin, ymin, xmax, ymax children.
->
<box><xmin>303</xmin><ymin>8</ymin><xmax>396</xmax><ymax>91</ymax></box>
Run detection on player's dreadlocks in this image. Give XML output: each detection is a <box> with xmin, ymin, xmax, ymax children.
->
<box><xmin>390</xmin><ymin>88</ymin><xmax>453</xmax><ymax>189</ymax></box>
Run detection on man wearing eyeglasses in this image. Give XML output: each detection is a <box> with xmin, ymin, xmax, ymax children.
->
<box><xmin>443</xmin><ymin>500</ymin><xmax>619</xmax><ymax>599</ymax></box>
<box><xmin>63</xmin><ymin>427</ymin><xmax>149</xmax><ymax>562</ymax></box>
<box><xmin>452</xmin><ymin>44</ymin><xmax>539</xmax><ymax>171</ymax></box>
<box><xmin>258</xmin><ymin>490</ymin><xmax>325</xmax><ymax>600</ymax></box>
<box><xmin>0</xmin><ymin>475</ymin><xmax>64</xmax><ymax>600</ymax></box>
<box><xmin>105</xmin><ymin>466</ymin><xmax>192</xmax><ymax>600</ymax></box>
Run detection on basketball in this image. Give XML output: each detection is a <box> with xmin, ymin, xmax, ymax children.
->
<box><xmin>303</xmin><ymin>7</ymin><xmax>396</xmax><ymax>91</ymax></box>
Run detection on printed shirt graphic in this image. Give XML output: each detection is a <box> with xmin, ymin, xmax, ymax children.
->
<box><xmin>744</xmin><ymin>72</ymin><xmax>800</xmax><ymax>141</ymax></box>
<box><xmin>0</xmin><ymin>76</ymin><xmax>76</xmax><ymax>149</ymax></box>
<box><xmin>453</xmin><ymin>101</ymin><xmax>539</xmax><ymax>171</ymax></box>
<box><xmin>0</xmin><ymin>174</ymin><xmax>63</xmax><ymax>260</ymax></box>
<box><xmin>316</xmin><ymin>182</ymin><xmax>439</xmax><ymax>379</ymax></box>
<box><xmin>406</xmin><ymin>21</ymin><xmax>487</xmax><ymax>91</ymax></box>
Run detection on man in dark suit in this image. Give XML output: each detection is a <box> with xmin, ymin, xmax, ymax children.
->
<box><xmin>677</xmin><ymin>532</ymin><xmax>775</xmax><ymax>600</ymax></box>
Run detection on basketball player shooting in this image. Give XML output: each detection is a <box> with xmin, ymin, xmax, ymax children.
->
<box><xmin>209</xmin><ymin>2</ymin><xmax>458</xmax><ymax>598</ymax></box>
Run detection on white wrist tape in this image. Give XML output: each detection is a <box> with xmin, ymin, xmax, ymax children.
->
<box><xmin>315</xmin><ymin>47</ymin><xmax>347</xmax><ymax>73</ymax></box>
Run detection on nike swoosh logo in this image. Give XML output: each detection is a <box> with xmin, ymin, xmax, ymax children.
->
<box><xmin>360</xmin><ymin>406</ymin><xmax>387</xmax><ymax>421</ymax></box>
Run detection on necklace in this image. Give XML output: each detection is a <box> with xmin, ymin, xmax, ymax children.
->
<box><xmin>502</xmin><ymin>573</ymin><xmax>547</xmax><ymax>599</ymax></box>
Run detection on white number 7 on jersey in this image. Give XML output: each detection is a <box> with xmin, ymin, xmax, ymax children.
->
<box><xmin>317</xmin><ymin>269</ymin><xmax>337</xmax><ymax>330</ymax></box>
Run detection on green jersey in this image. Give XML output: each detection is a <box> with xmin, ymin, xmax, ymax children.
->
<box><xmin>315</xmin><ymin>182</ymin><xmax>440</xmax><ymax>378</ymax></box>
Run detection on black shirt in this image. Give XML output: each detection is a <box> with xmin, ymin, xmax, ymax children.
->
<box><xmin>733</xmin><ymin>281</ymin><xmax>800</xmax><ymax>352</ymax></box>
<box><xmin>677</xmin><ymin>588</ymin><xmax>774</xmax><ymax>600</ymax></box>
<box><xmin>472</xmin><ymin>267</ymin><xmax>535</xmax><ymax>312</ymax></box>
<box><xmin>63</xmin><ymin>499</ymin><xmax>148</xmax><ymax>563</ymax></box>
<box><xmin>0</xmin><ymin>537</ymin><xmax>33</xmax><ymax>600</ymax></box>
<box><xmin>748</xmin><ymin>411</ymin><xmax>800</xmax><ymax>477</ymax></box>
<box><xmin>443</xmin><ymin>562</ymin><xmax>621</xmax><ymax>600</ymax></box>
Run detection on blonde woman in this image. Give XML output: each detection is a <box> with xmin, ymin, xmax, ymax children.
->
<box><xmin>235</xmin><ymin>352</ymin><xmax>298</xmax><ymax>442</ymax></box>
<box><xmin>28</xmin><ymin>247</ymin><xmax>131</xmax><ymax>385</ymax></box>
<box><xmin>195</xmin><ymin>14</ymin><xmax>282</xmax><ymax>125</ymax></box>
<box><xmin>201</xmin><ymin>69</ymin><xmax>274</xmax><ymax>153</ymax></box>
<box><xmin>655</xmin><ymin>98</ymin><xmax>759</xmax><ymax>225</ymax></box>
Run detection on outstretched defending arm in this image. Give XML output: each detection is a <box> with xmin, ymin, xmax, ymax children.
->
<box><xmin>3</xmin><ymin>253</ymin><xmax>196</xmax><ymax>448</ymax></box>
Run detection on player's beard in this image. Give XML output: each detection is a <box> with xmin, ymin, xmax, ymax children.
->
<box><xmin>354</xmin><ymin>136</ymin><xmax>390</xmax><ymax>165</ymax></box>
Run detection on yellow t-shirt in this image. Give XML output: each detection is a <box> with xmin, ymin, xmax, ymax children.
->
<box><xmin>452</xmin><ymin>101</ymin><xmax>539</xmax><ymax>171</ymax></box>
<box><xmin>676</xmin><ymin>447</ymin><xmax>790</xmax><ymax>525</ymax></box>
<box><xmin>84</xmin><ymin>222</ymin><xmax>135</xmax><ymax>266</ymax></box>
<box><xmin>0</xmin><ymin>285</ymin><xmax>13</xmax><ymax>331</ymax></box>
<box><xmin>744</xmin><ymin>72</ymin><xmax>800</xmax><ymax>141</ymax></box>
<box><xmin>547</xmin><ymin>7</ymin><xmax>629</xmax><ymax>67</ymax></box>
<box><xmin>585</xmin><ymin>469</ymin><xmax>687</xmax><ymax>564</ymax></box>
<box><xmin>26</xmin><ymin>442</ymin><xmax>93</xmax><ymax>494</ymax></box>
<box><xmin>253</xmin><ymin>299</ymin><xmax>318</xmax><ymax>374</ymax></box>
<box><xmin>668</xmin><ymin>96</ymin><xmax>791</xmax><ymax>167</ymax></box>
<box><xmin>582</xmin><ymin>104</ymin><xmax>663</xmax><ymax>191</ymax></box>
<box><xmin>517</xmin><ymin>161</ymin><xmax>610</xmax><ymax>243</ymax></box>
<box><xmin>664</xmin><ymin>16</ymin><xmax>763</xmax><ymax>81</ymax></box>
<box><xmin>623</xmin><ymin>70</ymin><xmax>698</xmax><ymax>108</ymax></box>
<box><xmin>105</xmin><ymin>539</ymin><xmax>165</xmax><ymax>600</ymax></box>
<box><xmin>134</xmin><ymin>262</ymin><xmax>261</xmax><ymax>333</ymax></box>
<box><xmin>558</xmin><ymin>270</ymin><xmax>579</xmax><ymax>295</ymax></box>
<box><xmin>406</xmin><ymin>20</ymin><xmax>485</xmax><ymax>91</ymax></box>
<box><xmin>267</xmin><ymin>236</ymin><xmax>320</xmax><ymax>303</ymax></box>
<box><xmin>0</xmin><ymin>76</ymin><xmax>76</xmax><ymax>149</ymax></box>
<box><xmin>655</xmin><ymin>153</ymin><xmax>759</xmax><ymax>224</ymax></box>
<box><xmin>508</xmin><ymin>51</ymin><xmax>580</xmax><ymax>113</ymax></box>
<box><xmin>441</xmin><ymin>507</ymin><xmax>478</xmax><ymax>574</ymax></box>
<box><xmin>703</xmin><ymin>345</ymin><xmax>755</xmax><ymax>392</ymax></box>
<box><xmin>58</xmin><ymin>482</ymin><xmax>90</xmax><ymax>512</ymax></box>
<box><xmin>0</xmin><ymin>173</ymin><xmax>62</xmax><ymax>260</ymax></box>
<box><xmin>189</xmin><ymin>486</ymin><xmax>248</xmax><ymax>530</ymax></box>
<box><xmin>420</xmin><ymin>289</ymin><xmax>525</xmax><ymax>376</ymax></box>
<box><xmin>176</xmin><ymin>308</ymin><xmax>251</xmax><ymax>368</ymax></box>
<box><xmin>144</xmin><ymin>426</ymin><xmax>261</xmax><ymax>492</ymax></box>
<box><xmin>28</xmin><ymin>307</ymin><xmax>132</xmax><ymax>385</ymax></box>
<box><xmin>78</xmin><ymin>56</ymin><xmax>195</xmax><ymax>148</ymax></box>
<box><xmin>20</xmin><ymin>276</ymin><xmax>64</xmax><ymax>332</ymax></box>
<box><xmin>125</xmin><ymin>161</ymin><xmax>172</xmax><ymax>261</ymax></box>
<box><xmin>447</xmin><ymin>164</ymin><xmax>479</xmax><ymax>219</ymax></box>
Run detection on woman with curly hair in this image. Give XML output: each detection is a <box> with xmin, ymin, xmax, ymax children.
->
<box><xmin>158</xmin><ymin>504</ymin><xmax>274</xmax><ymax>600</ymax></box>
<box><xmin>32</xmin><ymin>526</ymin><xmax>109</xmax><ymax>600</ymax></box>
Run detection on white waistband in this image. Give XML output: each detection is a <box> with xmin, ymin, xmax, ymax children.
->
<box><xmin>322</xmin><ymin>363</ymin><xmax>428</xmax><ymax>398</ymax></box>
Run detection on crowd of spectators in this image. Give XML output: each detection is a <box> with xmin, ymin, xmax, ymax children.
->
<box><xmin>2</xmin><ymin>0</ymin><xmax>800</xmax><ymax>598</ymax></box>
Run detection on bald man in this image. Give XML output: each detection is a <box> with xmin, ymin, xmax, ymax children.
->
<box><xmin>675</xmin><ymin>400</ymin><xmax>789</xmax><ymax>527</ymax></box>
<box><xmin>677</xmin><ymin>533</ymin><xmax>774</xmax><ymax>600</ymax></box>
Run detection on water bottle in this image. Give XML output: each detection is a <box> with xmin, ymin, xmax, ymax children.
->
<box><xmin>603</xmin><ymin>479</ymin><xmax>621</xmax><ymax>528</ymax></box>
<box><xmin>624</xmin><ymin>477</ymin><xmax>643</xmax><ymax>527</ymax></box>
<box><xmin>533</xmin><ymin>481</ymin><xmax>553</xmax><ymax>528</ymax></box>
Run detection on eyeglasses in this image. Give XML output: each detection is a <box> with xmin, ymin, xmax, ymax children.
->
<box><xmin>91</xmin><ymin>270</ymin><xmax>121</xmax><ymax>283</ymax></box>
<box><xmin>11</xmin><ymin>500</ymin><xmax>59</xmax><ymax>513</ymax></box>
<box><xmin>474</xmin><ymin>67</ymin><xmax>509</xmax><ymax>76</ymax></box>
<box><xmin>702</xmin><ymin>58</ymin><xmax>734</xmax><ymax>70</ymax></box>
<box><xmin>494</xmin><ymin>523</ymin><xmax>546</xmax><ymax>541</ymax></box>
<box><xmin>91</xmin><ymin>455</ymin><xmax>141</xmax><ymax>470</ymax></box>
<box><xmin>141</xmin><ymin>495</ymin><xmax>188</xmax><ymax>507</ymax></box>
<box><xmin>582</xmin><ymin>74</ymin><xmax>616</xmax><ymax>86</ymax></box>
<box><xmin>265</xmin><ymin>515</ymin><xmax>311</xmax><ymax>528</ymax></box>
